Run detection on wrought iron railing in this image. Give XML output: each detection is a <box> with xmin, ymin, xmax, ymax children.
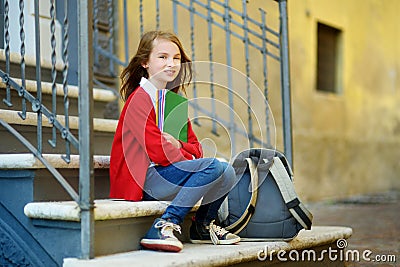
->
<box><xmin>0</xmin><ymin>0</ymin><xmax>292</xmax><ymax>260</ymax></box>
<box><xmin>112</xmin><ymin>0</ymin><xmax>292</xmax><ymax>161</ymax></box>
<box><xmin>91</xmin><ymin>0</ymin><xmax>293</xmax><ymax>161</ymax></box>
<box><xmin>0</xmin><ymin>0</ymin><xmax>95</xmax><ymax>259</ymax></box>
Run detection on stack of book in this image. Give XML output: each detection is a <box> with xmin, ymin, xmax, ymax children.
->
<box><xmin>156</xmin><ymin>89</ymin><xmax>188</xmax><ymax>142</ymax></box>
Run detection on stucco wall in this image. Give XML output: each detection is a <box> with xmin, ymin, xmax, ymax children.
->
<box><xmin>288</xmin><ymin>0</ymin><xmax>400</xmax><ymax>201</ymax></box>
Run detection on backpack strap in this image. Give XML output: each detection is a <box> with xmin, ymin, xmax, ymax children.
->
<box><xmin>269</xmin><ymin>156</ymin><xmax>313</xmax><ymax>230</ymax></box>
<box><xmin>225</xmin><ymin>158</ymin><xmax>259</xmax><ymax>234</ymax></box>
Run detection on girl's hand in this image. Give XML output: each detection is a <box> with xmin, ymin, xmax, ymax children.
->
<box><xmin>162</xmin><ymin>132</ymin><xmax>182</xmax><ymax>149</ymax></box>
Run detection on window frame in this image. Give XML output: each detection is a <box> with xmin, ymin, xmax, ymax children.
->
<box><xmin>316</xmin><ymin>22</ymin><xmax>343</xmax><ymax>94</ymax></box>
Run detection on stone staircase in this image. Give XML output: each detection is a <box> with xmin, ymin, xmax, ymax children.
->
<box><xmin>0</xmin><ymin>51</ymin><xmax>119</xmax><ymax>266</ymax></box>
<box><xmin>0</xmin><ymin>57</ymin><xmax>353</xmax><ymax>267</ymax></box>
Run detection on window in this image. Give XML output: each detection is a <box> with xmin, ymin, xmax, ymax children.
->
<box><xmin>316</xmin><ymin>22</ymin><xmax>342</xmax><ymax>93</ymax></box>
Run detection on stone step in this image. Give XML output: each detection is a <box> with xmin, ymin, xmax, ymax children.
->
<box><xmin>0</xmin><ymin>110</ymin><xmax>117</xmax><ymax>154</ymax></box>
<box><xmin>0</xmin><ymin>153</ymin><xmax>110</xmax><ymax>200</ymax></box>
<box><xmin>0</xmin><ymin>50</ymin><xmax>65</xmax><ymax>84</ymax></box>
<box><xmin>62</xmin><ymin>226</ymin><xmax>353</xmax><ymax>267</ymax></box>
<box><xmin>0</xmin><ymin>153</ymin><xmax>110</xmax><ymax>169</ymax></box>
<box><xmin>24</xmin><ymin>199</ymin><xmax>172</xmax><ymax>222</ymax></box>
<box><xmin>23</xmin><ymin>199</ymin><xmax>199</xmax><ymax>264</ymax></box>
<box><xmin>0</xmin><ymin>77</ymin><xmax>118</xmax><ymax>118</ymax></box>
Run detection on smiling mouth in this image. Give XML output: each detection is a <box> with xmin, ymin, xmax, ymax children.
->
<box><xmin>164</xmin><ymin>69</ymin><xmax>176</xmax><ymax>76</ymax></box>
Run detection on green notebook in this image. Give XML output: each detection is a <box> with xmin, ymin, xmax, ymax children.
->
<box><xmin>158</xmin><ymin>90</ymin><xmax>188</xmax><ymax>142</ymax></box>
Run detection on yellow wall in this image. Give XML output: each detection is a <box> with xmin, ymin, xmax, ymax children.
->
<box><xmin>118</xmin><ymin>0</ymin><xmax>400</xmax><ymax>201</ymax></box>
<box><xmin>288</xmin><ymin>0</ymin><xmax>400</xmax><ymax>200</ymax></box>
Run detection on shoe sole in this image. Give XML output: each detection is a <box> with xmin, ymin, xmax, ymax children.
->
<box><xmin>140</xmin><ymin>239</ymin><xmax>183</xmax><ymax>252</ymax></box>
<box><xmin>190</xmin><ymin>236</ymin><xmax>241</xmax><ymax>245</ymax></box>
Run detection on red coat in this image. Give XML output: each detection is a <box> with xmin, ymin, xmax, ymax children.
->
<box><xmin>109</xmin><ymin>86</ymin><xmax>203</xmax><ymax>201</ymax></box>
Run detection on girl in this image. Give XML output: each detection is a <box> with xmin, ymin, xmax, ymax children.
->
<box><xmin>109</xmin><ymin>31</ymin><xmax>240</xmax><ymax>252</ymax></box>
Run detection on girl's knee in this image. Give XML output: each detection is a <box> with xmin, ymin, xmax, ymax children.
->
<box><xmin>209</xmin><ymin>158</ymin><xmax>225</xmax><ymax>176</ymax></box>
<box><xmin>202</xmin><ymin>158</ymin><xmax>237</xmax><ymax>186</ymax></box>
<box><xmin>218</xmin><ymin>161</ymin><xmax>233</xmax><ymax>173</ymax></box>
<box><xmin>220</xmin><ymin>162</ymin><xmax>237</xmax><ymax>186</ymax></box>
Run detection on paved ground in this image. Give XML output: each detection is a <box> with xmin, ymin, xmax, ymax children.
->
<box><xmin>309</xmin><ymin>190</ymin><xmax>400</xmax><ymax>267</ymax></box>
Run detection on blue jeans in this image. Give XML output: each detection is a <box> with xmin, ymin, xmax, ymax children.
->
<box><xmin>143</xmin><ymin>158</ymin><xmax>236</xmax><ymax>225</ymax></box>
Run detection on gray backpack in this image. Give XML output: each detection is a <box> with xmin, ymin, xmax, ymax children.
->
<box><xmin>219</xmin><ymin>148</ymin><xmax>313</xmax><ymax>241</ymax></box>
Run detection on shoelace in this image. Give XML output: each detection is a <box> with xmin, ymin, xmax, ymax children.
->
<box><xmin>154</xmin><ymin>220</ymin><xmax>182</xmax><ymax>238</ymax></box>
<box><xmin>209</xmin><ymin>220</ymin><xmax>229</xmax><ymax>245</ymax></box>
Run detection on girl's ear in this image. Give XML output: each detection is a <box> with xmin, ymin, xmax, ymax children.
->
<box><xmin>141</xmin><ymin>62</ymin><xmax>148</xmax><ymax>68</ymax></box>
